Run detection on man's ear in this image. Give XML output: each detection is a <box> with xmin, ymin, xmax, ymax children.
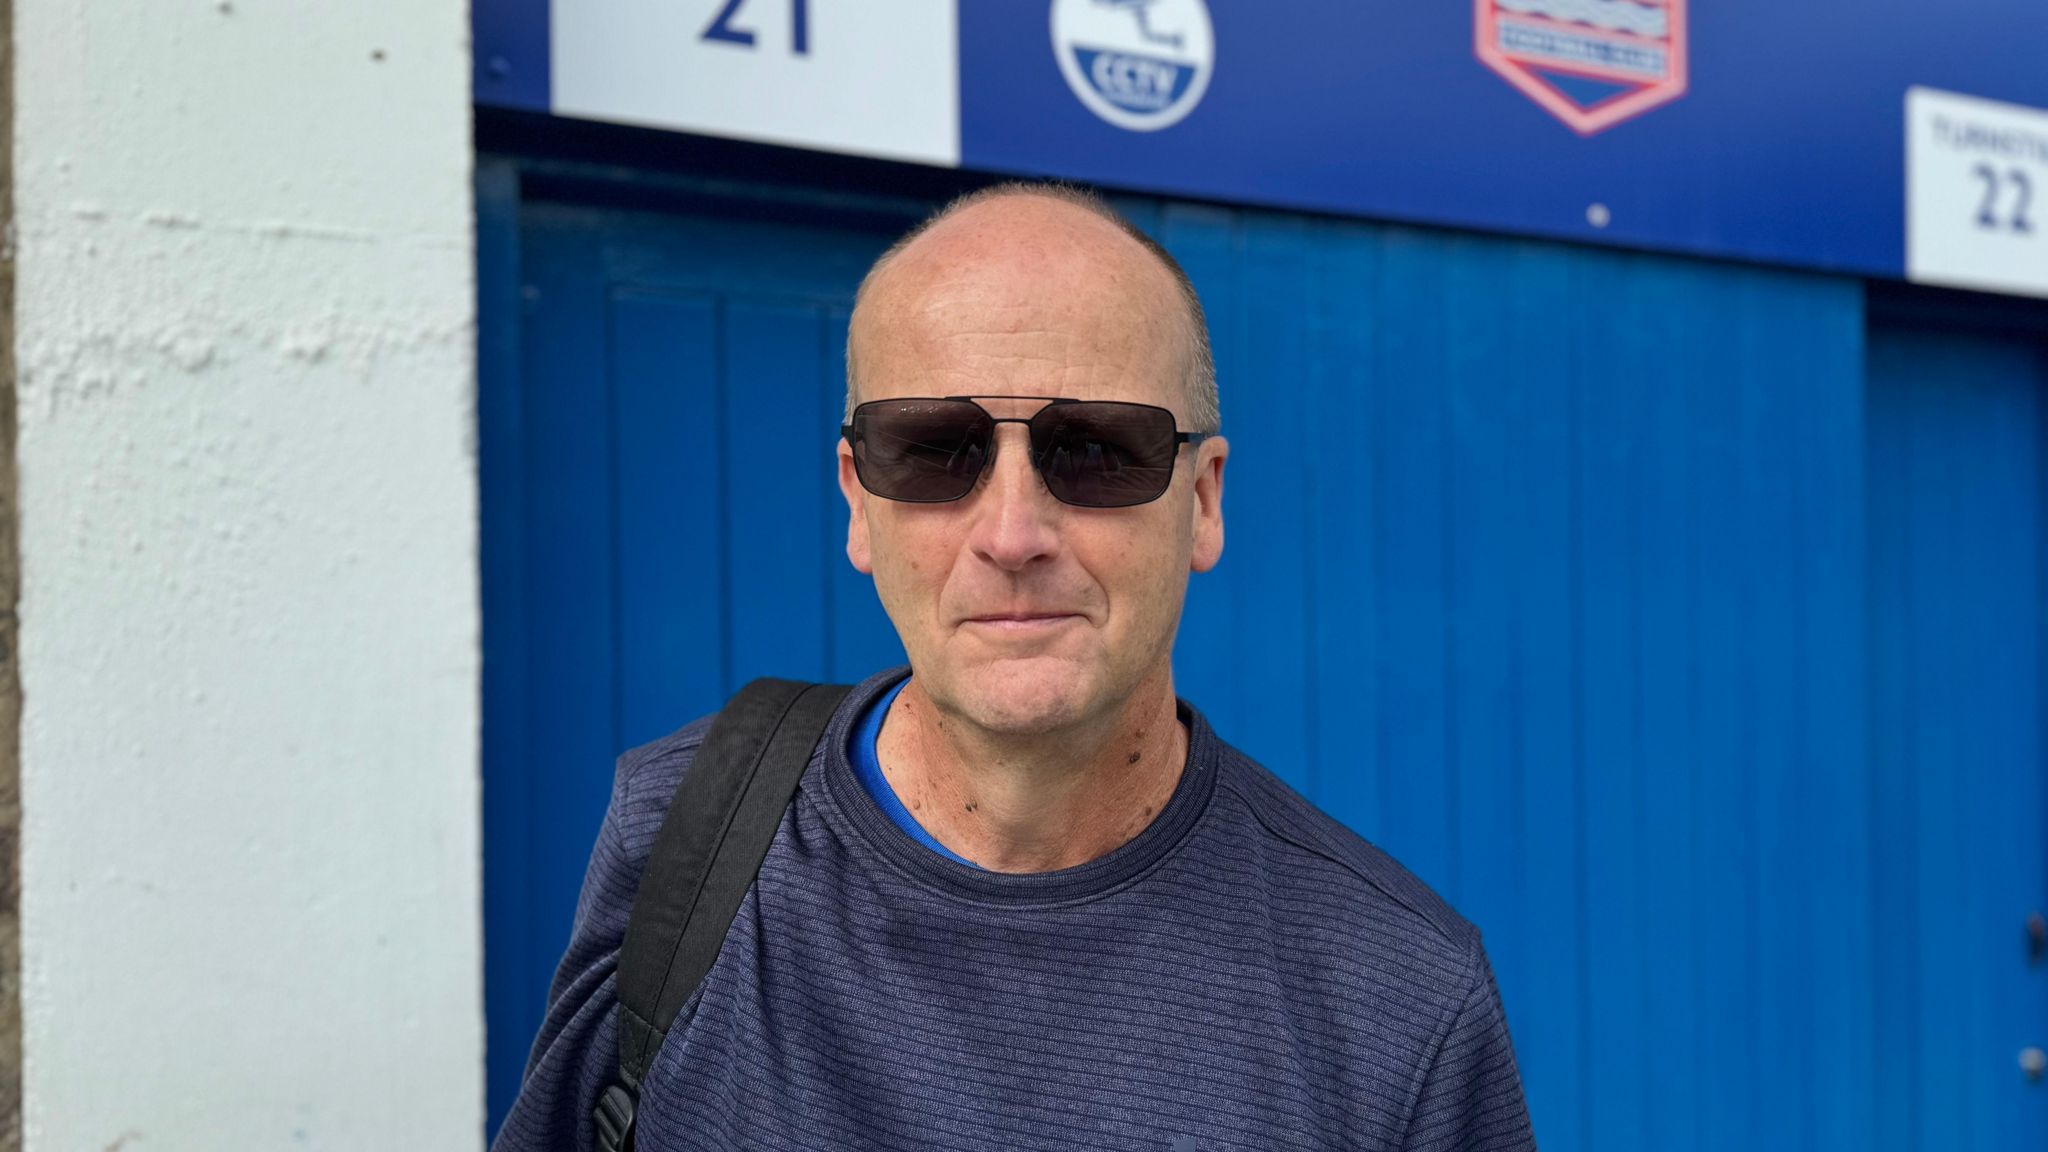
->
<box><xmin>839</xmin><ymin>442</ymin><xmax>874</xmax><ymax>574</ymax></box>
<box><xmin>1189</xmin><ymin>435</ymin><xmax>1226</xmax><ymax>573</ymax></box>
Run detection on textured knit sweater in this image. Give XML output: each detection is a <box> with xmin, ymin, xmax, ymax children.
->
<box><xmin>492</xmin><ymin>667</ymin><xmax>1535</xmax><ymax>1151</ymax></box>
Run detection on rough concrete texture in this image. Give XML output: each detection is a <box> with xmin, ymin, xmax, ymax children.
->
<box><xmin>13</xmin><ymin>2</ymin><xmax>480</xmax><ymax>1148</ymax></box>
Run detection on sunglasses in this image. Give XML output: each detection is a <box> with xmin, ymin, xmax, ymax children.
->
<box><xmin>842</xmin><ymin>396</ymin><xmax>1212</xmax><ymax>508</ymax></box>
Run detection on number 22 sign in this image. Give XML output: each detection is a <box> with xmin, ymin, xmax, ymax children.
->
<box><xmin>1908</xmin><ymin>87</ymin><xmax>2048</xmax><ymax>300</ymax></box>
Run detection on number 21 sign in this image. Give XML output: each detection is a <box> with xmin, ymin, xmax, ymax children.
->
<box><xmin>552</xmin><ymin>0</ymin><xmax>961</xmax><ymax>167</ymax></box>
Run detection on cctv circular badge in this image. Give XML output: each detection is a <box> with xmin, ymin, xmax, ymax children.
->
<box><xmin>1051</xmin><ymin>0</ymin><xmax>1215</xmax><ymax>132</ymax></box>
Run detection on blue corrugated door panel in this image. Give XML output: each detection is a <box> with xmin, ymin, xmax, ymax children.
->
<box><xmin>1867</xmin><ymin>323</ymin><xmax>2047</xmax><ymax>1152</ymax></box>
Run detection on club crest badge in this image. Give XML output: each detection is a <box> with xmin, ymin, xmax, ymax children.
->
<box><xmin>1476</xmin><ymin>0</ymin><xmax>1688</xmax><ymax>135</ymax></box>
<box><xmin>1051</xmin><ymin>0</ymin><xmax>1215</xmax><ymax>132</ymax></box>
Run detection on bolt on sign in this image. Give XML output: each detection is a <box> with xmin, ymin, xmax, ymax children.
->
<box><xmin>1475</xmin><ymin>0</ymin><xmax>1688</xmax><ymax>135</ymax></box>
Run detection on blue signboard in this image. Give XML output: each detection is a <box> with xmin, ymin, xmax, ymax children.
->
<box><xmin>476</xmin><ymin>0</ymin><xmax>2048</xmax><ymax>294</ymax></box>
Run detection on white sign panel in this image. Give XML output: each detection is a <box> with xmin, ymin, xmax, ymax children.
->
<box><xmin>1907</xmin><ymin>86</ymin><xmax>2048</xmax><ymax>299</ymax></box>
<box><xmin>554</xmin><ymin>0</ymin><xmax>959</xmax><ymax>167</ymax></box>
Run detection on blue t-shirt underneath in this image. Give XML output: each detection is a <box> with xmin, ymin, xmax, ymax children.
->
<box><xmin>494</xmin><ymin>666</ymin><xmax>1533</xmax><ymax>1152</ymax></box>
<box><xmin>847</xmin><ymin>675</ymin><xmax>978</xmax><ymax>868</ymax></box>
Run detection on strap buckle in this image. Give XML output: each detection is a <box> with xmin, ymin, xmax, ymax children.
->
<box><xmin>593</xmin><ymin>1083</ymin><xmax>637</xmax><ymax>1152</ymax></box>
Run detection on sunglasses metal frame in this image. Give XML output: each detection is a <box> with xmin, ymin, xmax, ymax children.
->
<box><xmin>840</xmin><ymin>395</ymin><xmax>1213</xmax><ymax>508</ymax></box>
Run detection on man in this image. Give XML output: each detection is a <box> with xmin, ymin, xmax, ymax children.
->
<box><xmin>494</xmin><ymin>183</ymin><xmax>1534</xmax><ymax>1151</ymax></box>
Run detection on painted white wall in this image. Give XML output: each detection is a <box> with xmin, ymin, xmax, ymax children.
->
<box><xmin>14</xmin><ymin>3</ymin><xmax>481</xmax><ymax>1148</ymax></box>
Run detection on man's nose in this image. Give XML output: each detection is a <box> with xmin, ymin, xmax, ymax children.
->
<box><xmin>966</xmin><ymin>424</ymin><xmax>1061</xmax><ymax>572</ymax></box>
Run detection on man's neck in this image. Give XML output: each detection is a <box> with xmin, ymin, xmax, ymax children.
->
<box><xmin>874</xmin><ymin>670</ymin><xmax>1189</xmax><ymax>873</ymax></box>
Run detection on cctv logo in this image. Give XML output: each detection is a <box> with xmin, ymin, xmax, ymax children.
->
<box><xmin>1051</xmin><ymin>0</ymin><xmax>1215</xmax><ymax>132</ymax></box>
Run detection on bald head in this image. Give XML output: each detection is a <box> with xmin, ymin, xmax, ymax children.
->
<box><xmin>846</xmin><ymin>183</ymin><xmax>1219</xmax><ymax>433</ymax></box>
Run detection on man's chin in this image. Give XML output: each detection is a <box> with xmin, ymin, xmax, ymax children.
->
<box><xmin>949</xmin><ymin>655</ymin><xmax>1100</xmax><ymax>736</ymax></box>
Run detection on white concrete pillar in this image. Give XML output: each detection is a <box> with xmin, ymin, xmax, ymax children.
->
<box><xmin>13</xmin><ymin>3</ymin><xmax>482</xmax><ymax>1147</ymax></box>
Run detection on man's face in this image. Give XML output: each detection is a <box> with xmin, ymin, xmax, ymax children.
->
<box><xmin>838</xmin><ymin>197</ymin><xmax>1227</xmax><ymax>736</ymax></box>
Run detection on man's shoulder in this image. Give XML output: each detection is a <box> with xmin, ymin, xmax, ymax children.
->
<box><xmin>1206</xmin><ymin>737</ymin><xmax>1483</xmax><ymax>986</ymax></box>
<box><xmin>603</xmin><ymin>674</ymin><xmax>892</xmax><ymax>874</ymax></box>
<box><xmin>606</xmin><ymin>713</ymin><xmax>720</xmax><ymax>848</ymax></box>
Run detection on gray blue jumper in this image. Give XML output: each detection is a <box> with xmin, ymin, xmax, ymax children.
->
<box><xmin>492</xmin><ymin>666</ymin><xmax>1535</xmax><ymax>1151</ymax></box>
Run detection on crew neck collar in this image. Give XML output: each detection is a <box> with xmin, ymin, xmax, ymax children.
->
<box><xmin>816</xmin><ymin>665</ymin><xmax>1221</xmax><ymax>906</ymax></box>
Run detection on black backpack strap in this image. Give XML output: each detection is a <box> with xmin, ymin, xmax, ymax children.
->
<box><xmin>593</xmin><ymin>677</ymin><xmax>852</xmax><ymax>1152</ymax></box>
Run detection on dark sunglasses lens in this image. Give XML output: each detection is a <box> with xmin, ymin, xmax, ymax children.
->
<box><xmin>1032</xmin><ymin>403</ymin><xmax>1180</xmax><ymax>508</ymax></box>
<box><xmin>852</xmin><ymin>400</ymin><xmax>992</xmax><ymax>502</ymax></box>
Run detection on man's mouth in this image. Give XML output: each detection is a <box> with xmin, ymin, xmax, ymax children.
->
<box><xmin>962</xmin><ymin>612</ymin><xmax>1083</xmax><ymax>632</ymax></box>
